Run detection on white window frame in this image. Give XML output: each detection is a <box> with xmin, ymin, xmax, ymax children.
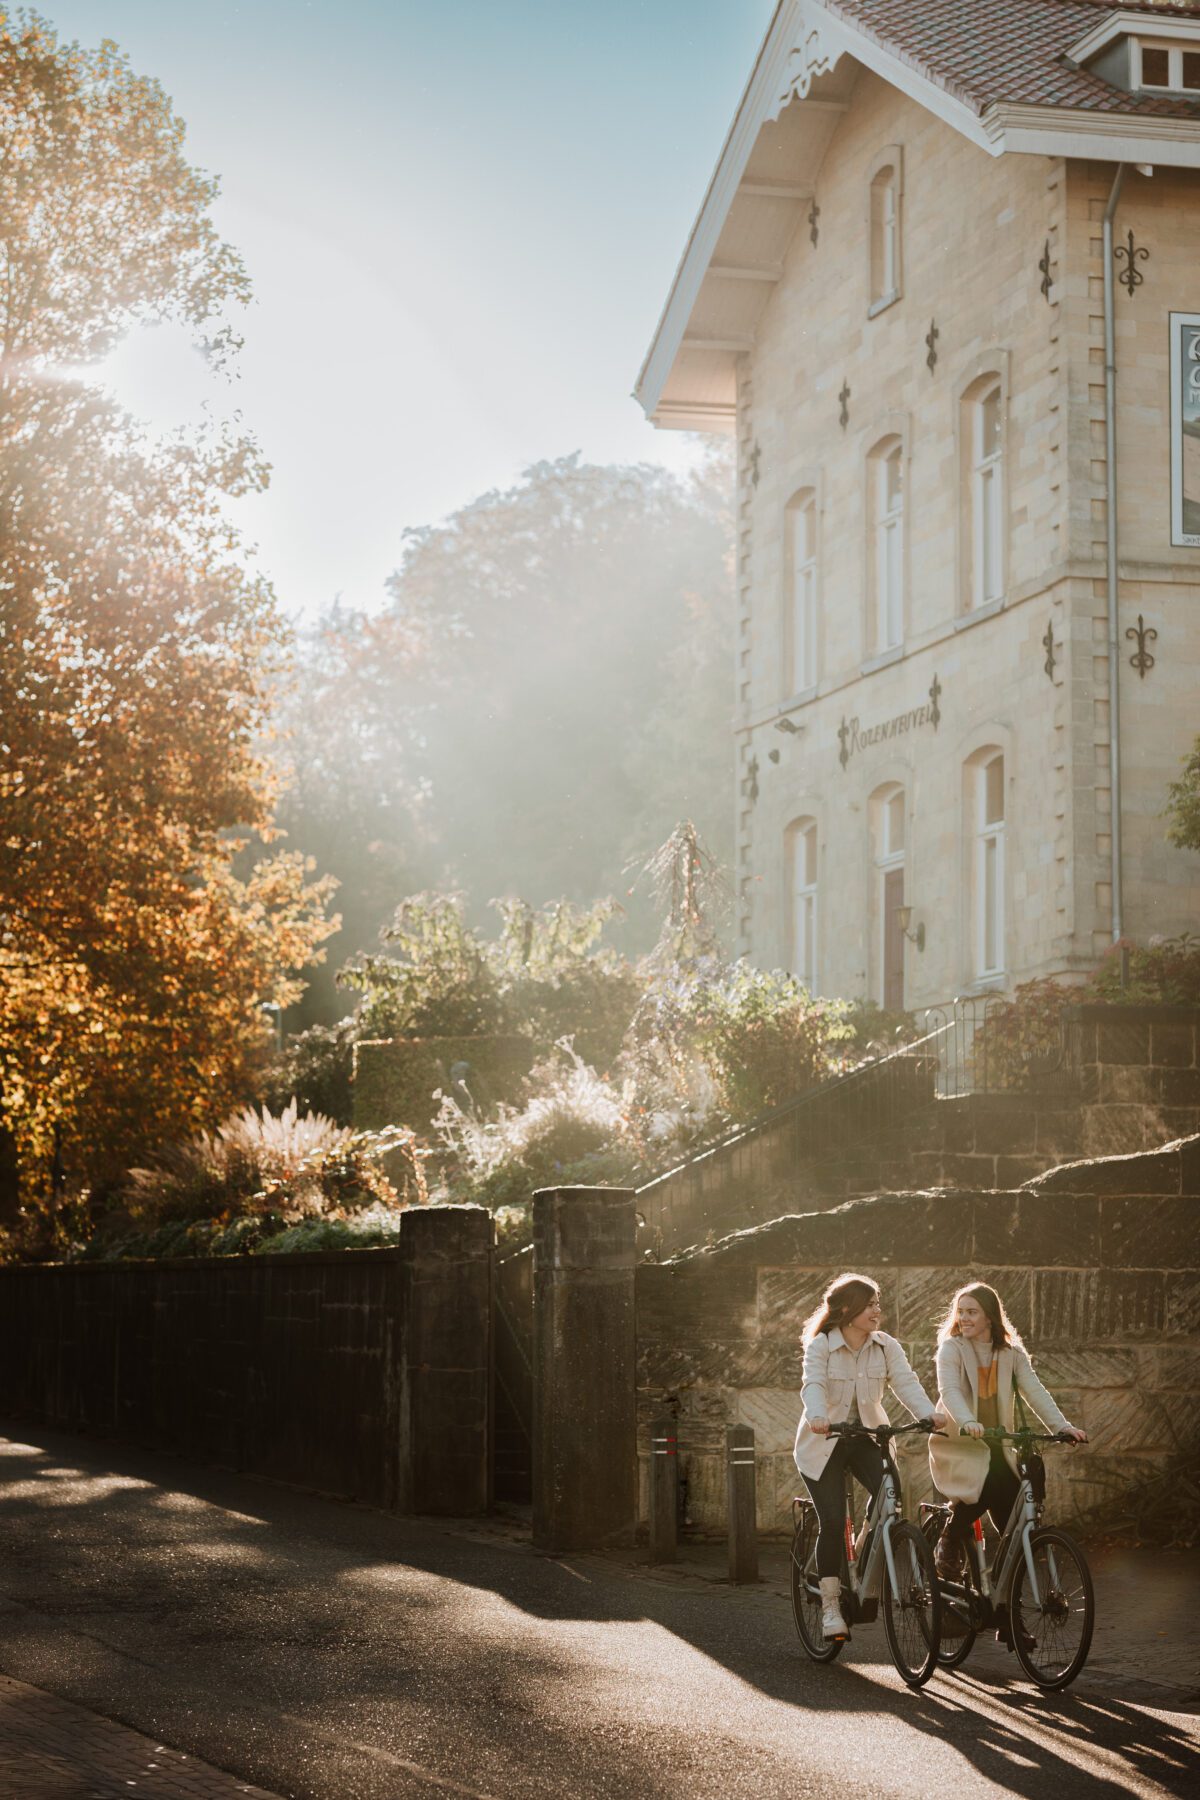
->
<box><xmin>786</xmin><ymin>491</ymin><xmax>817</xmax><ymax>696</ymax></box>
<box><xmin>1132</xmin><ymin>37</ymin><xmax>1200</xmax><ymax>92</ymax></box>
<box><xmin>788</xmin><ymin>820</ymin><xmax>818</xmax><ymax>993</ymax></box>
<box><xmin>974</xmin><ymin>753</ymin><xmax>1006</xmax><ymax>979</ymax></box>
<box><xmin>955</xmin><ymin>354</ymin><xmax>1009</xmax><ymax>619</ymax></box>
<box><xmin>872</xmin><ymin>441</ymin><xmax>904</xmax><ymax>651</ymax></box>
<box><xmin>972</xmin><ymin>383</ymin><xmax>1004</xmax><ymax>608</ymax></box>
<box><xmin>866</xmin><ymin>145</ymin><xmax>903</xmax><ymax>317</ymax></box>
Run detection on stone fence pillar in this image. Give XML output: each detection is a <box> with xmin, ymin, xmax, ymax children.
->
<box><xmin>398</xmin><ymin>1204</ymin><xmax>494</xmax><ymax>1515</ymax></box>
<box><xmin>532</xmin><ymin>1186</ymin><xmax>636</xmax><ymax>1552</ymax></box>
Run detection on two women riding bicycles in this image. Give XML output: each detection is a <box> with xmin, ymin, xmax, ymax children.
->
<box><xmin>790</xmin><ymin>1271</ymin><xmax>1092</xmax><ymax>1690</ymax></box>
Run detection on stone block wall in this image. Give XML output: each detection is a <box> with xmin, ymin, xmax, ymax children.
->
<box><xmin>1066</xmin><ymin>1004</ymin><xmax>1200</xmax><ymax>1158</ymax></box>
<box><xmin>0</xmin><ymin>1207</ymin><xmax>494</xmax><ymax>1515</ymax></box>
<box><xmin>635</xmin><ymin>1138</ymin><xmax>1199</xmax><ymax>1537</ymax></box>
<box><xmin>636</xmin><ymin>1005</ymin><xmax>1200</xmax><ymax>1257</ymax></box>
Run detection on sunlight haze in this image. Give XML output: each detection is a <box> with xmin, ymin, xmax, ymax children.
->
<box><xmin>47</xmin><ymin>0</ymin><xmax>773</xmax><ymax>616</ymax></box>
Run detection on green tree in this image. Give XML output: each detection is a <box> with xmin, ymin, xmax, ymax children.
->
<box><xmin>0</xmin><ymin>14</ymin><xmax>335</xmax><ymax>1233</ymax></box>
<box><xmin>276</xmin><ymin>448</ymin><xmax>734</xmax><ymax>1026</ymax></box>
<box><xmin>1166</xmin><ymin>737</ymin><xmax>1200</xmax><ymax>852</ymax></box>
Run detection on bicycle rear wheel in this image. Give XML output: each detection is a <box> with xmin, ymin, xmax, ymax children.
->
<box><xmin>790</xmin><ymin>1506</ymin><xmax>843</xmax><ymax>1663</ymax></box>
<box><xmin>919</xmin><ymin>1515</ymin><xmax>977</xmax><ymax>1669</ymax></box>
<box><xmin>1009</xmin><ymin>1527</ymin><xmax>1094</xmax><ymax>1691</ymax></box>
<box><xmin>882</xmin><ymin>1521</ymin><xmax>942</xmax><ymax>1688</ymax></box>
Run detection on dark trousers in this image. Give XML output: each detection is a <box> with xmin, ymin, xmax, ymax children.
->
<box><xmin>803</xmin><ymin>1434</ymin><xmax>885</xmax><ymax>1578</ymax></box>
<box><xmin>946</xmin><ymin>1443</ymin><xmax>1021</xmax><ymax>1543</ymax></box>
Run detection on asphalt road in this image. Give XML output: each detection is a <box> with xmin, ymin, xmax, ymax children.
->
<box><xmin>0</xmin><ymin>1428</ymin><xmax>1195</xmax><ymax>1800</ymax></box>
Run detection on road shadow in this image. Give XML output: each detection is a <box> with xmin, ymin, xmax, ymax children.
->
<box><xmin>0</xmin><ymin>1425</ymin><xmax>1195</xmax><ymax>1800</ymax></box>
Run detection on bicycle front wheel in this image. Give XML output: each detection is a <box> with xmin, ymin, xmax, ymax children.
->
<box><xmin>1009</xmin><ymin>1527</ymin><xmax>1094</xmax><ymax>1691</ymax></box>
<box><xmin>790</xmin><ymin>1506</ymin><xmax>843</xmax><ymax>1663</ymax></box>
<box><xmin>882</xmin><ymin>1521</ymin><xmax>942</xmax><ymax>1689</ymax></box>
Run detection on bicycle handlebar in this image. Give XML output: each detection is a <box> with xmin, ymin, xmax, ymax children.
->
<box><xmin>827</xmin><ymin>1419</ymin><xmax>938</xmax><ymax>1440</ymax></box>
<box><xmin>978</xmin><ymin>1428</ymin><xmax>1078</xmax><ymax>1444</ymax></box>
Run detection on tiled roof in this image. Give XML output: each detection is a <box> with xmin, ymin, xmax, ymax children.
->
<box><xmin>824</xmin><ymin>0</ymin><xmax>1200</xmax><ymax>117</ymax></box>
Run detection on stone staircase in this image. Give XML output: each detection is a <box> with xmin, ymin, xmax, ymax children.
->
<box><xmin>636</xmin><ymin>1003</ymin><xmax>1200</xmax><ymax>1257</ymax></box>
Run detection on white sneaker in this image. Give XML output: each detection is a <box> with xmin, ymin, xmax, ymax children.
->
<box><xmin>819</xmin><ymin>1575</ymin><xmax>849</xmax><ymax>1639</ymax></box>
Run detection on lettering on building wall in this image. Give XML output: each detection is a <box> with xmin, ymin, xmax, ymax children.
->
<box><xmin>837</xmin><ymin>673</ymin><xmax>942</xmax><ymax>770</ymax></box>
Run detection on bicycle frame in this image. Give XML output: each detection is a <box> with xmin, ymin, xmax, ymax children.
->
<box><xmin>946</xmin><ymin>1432</ymin><xmax>1067</xmax><ymax>1612</ymax></box>
<box><xmin>846</xmin><ymin>1460</ymin><xmax>901</xmax><ymax>1605</ymax></box>
<box><xmin>821</xmin><ymin>1422</ymin><xmax>929</xmax><ymax>1615</ymax></box>
<box><xmin>958</xmin><ymin>1473</ymin><xmax>1037</xmax><ymax>1605</ymax></box>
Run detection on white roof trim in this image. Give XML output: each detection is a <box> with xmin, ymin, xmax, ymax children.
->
<box><xmin>636</xmin><ymin>0</ymin><xmax>1200</xmax><ymax>426</ymax></box>
<box><xmin>635</xmin><ymin>0</ymin><xmax>992</xmax><ymax>423</ymax></box>
<box><xmin>983</xmin><ymin>103</ymin><xmax>1200</xmax><ymax>165</ymax></box>
<box><xmin>654</xmin><ymin>400</ymin><xmax>738</xmax><ymax>433</ymax></box>
<box><xmin>633</xmin><ymin>2</ymin><xmax>807</xmax><ymax>425</ymax></box>
<box><xmin>1067</xmin><ymin>8</ymin><xmax>1200</xmax><ymax>65</ymax></box>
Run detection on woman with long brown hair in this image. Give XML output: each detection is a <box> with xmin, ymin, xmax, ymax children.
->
<box><xmin>930</xmin><ymin>1281</ymin><xmax>1086</xmax><ymax>1580</ymax></box>
<box><xmin>793</xmin><ymin>1271</ymin><xmax>935</xmax><ymax>1641</ymax></box>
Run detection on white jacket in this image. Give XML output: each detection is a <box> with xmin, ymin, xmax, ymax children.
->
<box><xmin>793</xmin><ymin>1327</ymin><xmax>934</xmax><ymax>1480</ymax></box>
<box><xmin>929</xmin><ymin>1337</ymin><xmax>1075</xmax><ymax>1504</ymax></box>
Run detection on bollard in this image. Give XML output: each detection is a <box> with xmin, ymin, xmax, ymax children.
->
<box><xmin>726</xmin><ymin>1424</ymin><xmax>758</xmax><ymax>1584</ymax></box>
<box><xmin>649</xmin><ymin>1416</ymin><xmax>678</xmax><ymax>1563</ymax></box>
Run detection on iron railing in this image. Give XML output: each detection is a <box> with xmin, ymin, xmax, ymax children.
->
<box><xmin>634</xmin><ymin>995</ymin><xmax>1071</xmax><ymax>1215</ymax></box>
<box><xmin>635</xmin><ymin>1020</ymin><xmax>945</xmax><ymax>1206</ymax></box>
<box><xmin>921</xmin><ymin>994</ymin><xmax>1068</xmax><ymax>1099</ymax></box>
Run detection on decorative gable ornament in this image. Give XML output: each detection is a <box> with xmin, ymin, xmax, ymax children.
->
<box><xmin>770</xmin><ymin>24</ymin><xmax>837</xmax><ymax>120</ymax></box>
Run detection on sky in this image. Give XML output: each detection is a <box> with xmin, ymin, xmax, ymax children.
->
<box><xmin>45</xmin><ymin>0</ymin><xmax>776</xmax><ymax>618</ymax></box>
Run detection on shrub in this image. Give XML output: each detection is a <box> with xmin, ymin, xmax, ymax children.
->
<box><xmin>254</xmin><ymin>1204</ymin><xmax>406</xmax><ymax>1255</ymax></box>
<box><xmin>1090</xmin><ymin>934</ymin><xmax>1200</xmax><ymax>1006</ymax></box>
<box><xmin>843</xmin><ymin>1000</ymin><xmax>921</xmax><ymax>1061</ymax></box>
<box><xmin>968</xmin><ymin>978</ymin><xmax>1074</xmax><ymax>1091</ymax></box>
<box><xmin>342</xmin><ymin>892</ymin><xmax>507</xmax><ymax>1039</ymax></box>
<box><xmin>972</xmin><ymin>935</ymin><xmax>1200</xmax><ymax>1090</ymax></box>
<box><xmin>262</xmin><ymin>1019</ymin><xmax>357</xmax><ymax>1126</ymax></box>
<box><xmin>336</xmin><ymin>891</ymin><xmax>643</xmax><ymax>1070</ymax></box>
<box><xmin>121</xmin><ymin>1102</ymin><xmax>423</xmax><ymax>1228</ymax></box>
<box><xmin>634</xmin><ymin>959</ymin><xmax>854</xmax><ymax>1117</ymax></box>
<box><xmin>433</xmin><ymin>1041</ymin><xmax>642</xmax><ymax>1214</ymax></box>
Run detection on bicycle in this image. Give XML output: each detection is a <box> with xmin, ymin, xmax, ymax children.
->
<box><xmin>790</xmin><ymin>1420</ymin><xmax>942</xmax><ymax>1689</ymax></box>
<box><xmin>919</xmin><ymin>1428</ymin><xmax>1095</xmax><ymax>1691</ymax></box>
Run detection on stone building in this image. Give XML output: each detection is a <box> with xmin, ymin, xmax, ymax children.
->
<box><xmin>637</xmin><ymin>0</ymin><xmax>1200</xmax><ymax>1012</ymax></box>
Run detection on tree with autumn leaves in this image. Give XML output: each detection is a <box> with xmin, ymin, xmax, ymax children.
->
<box><xmin>0</xmin><ymin>15</ymin><xmax>335</xmax><ymax>1240</ymax></box>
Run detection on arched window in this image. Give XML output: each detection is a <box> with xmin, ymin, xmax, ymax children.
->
<box><xmin>787</xmin><ymin>819</ymin><xmax>818</xmax><ymax>992</ymax></box>
<box><xmin>972</xmin><ymin>750</ymin><xmax>1006</xmax><ymax>977</ymax></box>
<box><xmin>870</xmin><ymin>164</ymin><xmax>898</xmax><ymax>308</ymax></box>
<box><xmin>872</xmin><ymin>784</ymin><xmax>906</xmax><ymax>1009</ymax></box>
<box><xmin>785</xmin><ymin>490</ymin><xmax>817</xmax><ymax>695</ymax></box>
<box><xmin>870</xmin><ymin>439</ymin><xmax>904</xmax><ymax>651</ymax></box>
<box><xmin>958</xmin><ymin>359</ymin><xmax>1008</xmax><ymax>614</ymax></box>
<box><xmin>970</xmin><ymin>378</ymin><xmax>1004</xmax><ymax>607</ymax></box>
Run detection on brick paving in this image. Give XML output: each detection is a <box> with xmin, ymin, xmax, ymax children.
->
<box><xmin>0</xmin><ymin>1672</ymin><xmax>283</xmax><ymax>1800</ymax></box>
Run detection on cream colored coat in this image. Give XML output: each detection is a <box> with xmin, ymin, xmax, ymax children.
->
<box><xmin>929</xmin><ymin>1337</ymin><xmax>1075</xmax><ymax>1504</ymax></box>
<box><xmin>793</xmin><ymin>1327</ymin><xmax>934</xmax><ymax>1481</ymax></box>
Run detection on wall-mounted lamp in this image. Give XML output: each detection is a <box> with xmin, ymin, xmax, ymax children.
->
<box><xmin>896</xmin><ymin>905</ymin><xmax>926</xmax><ymax>953</ymax></box>
<box><xmin>774</xmin><ymin>717</ymin><xmax>803</xmax><ymax>735</ymax></box>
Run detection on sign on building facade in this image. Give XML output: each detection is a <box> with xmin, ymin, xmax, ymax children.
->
<box><xmin>1170</xmin><ymin>311</ymin><xmax>1200</xmax><ymax>548</ymax></box>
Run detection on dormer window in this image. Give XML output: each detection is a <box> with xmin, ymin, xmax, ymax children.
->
<box><xmin>1070</xmin><ymin>17</ymin><xmax>1200</xmax><ymax>99</ymax></box>
<box><xmin>1134</xmin><ymin>37</ymin><xmax>1200</xmax><ymax>92</ymax></box>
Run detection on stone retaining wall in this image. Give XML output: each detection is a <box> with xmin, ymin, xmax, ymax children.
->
<box><xmin>0</xmin><ymin>1207</ymin><xmax>494</xmax><ymax>1515</ymax></box>
<box><xmin>635</xmin><ymin>1005</ymin><xmax>1200</xmax><ymax>1257</ymax></box>
<box><xmin>1066</xmin><ymin>1004</ymin><xmax>1200</xmax><ymax>1158</ymax></box>
<box><xmin>636</xmin><ymin>1138</ymin><xmax>1199</xmax><ymax>1536</ymax></box>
